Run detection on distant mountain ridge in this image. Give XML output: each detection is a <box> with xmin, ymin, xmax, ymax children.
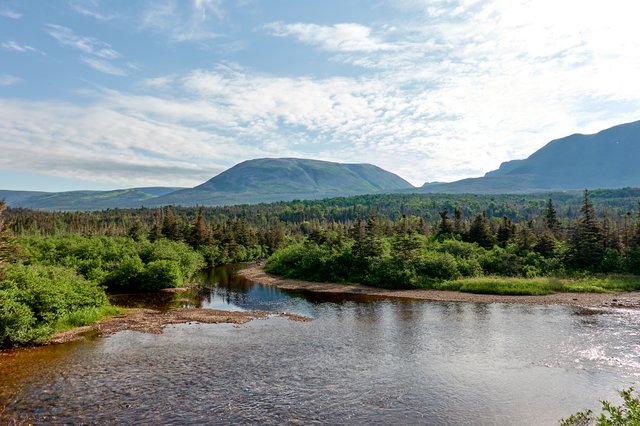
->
<box><xmin>418</xmin><ymin>120</ymin><xmax>640</xmax><ymax>194</ymax></box>
<box><xmin>1</xmin><ymin>158</ymin><xmax>413</xmax><ymax>210</ymax></box>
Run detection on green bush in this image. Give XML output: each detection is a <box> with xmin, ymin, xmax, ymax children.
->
<box><xmin>366</xmin><ymin>258</ymin><xmax>419</xmax><ymax>289</ymax></box>
<box><xmin>0</xmin><ymin>264</ymin><xmax>109</xmax><ymax>347</ymax></box>
<box><xmin>412</xmin><ymin>251</ymin><xmax>460</xmax><ymax>286</ymax></box>
<box><xmin>0</xmin><ymin>288</ymin><xmax>37</xmax><ymax>346</ymax></box>
<box><xmin>138</xmin><ymin>239</ymin><xmax>205</xmax><ymax>280</ymax></box>
<box><xmin>139</xmin><ymin>260</ymin><xmax>183</xmax><ymax>291</ymax></box>
<box><xmin>20</xmin><ymin>236</ymin><xmax>206</xmax><ymax>292</ymax></box>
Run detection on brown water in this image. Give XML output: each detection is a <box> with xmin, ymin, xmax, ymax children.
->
<box><xmin>1</xmin><ymin>265</ymin><xmax>639</xmax><ymax>425</ymax></box>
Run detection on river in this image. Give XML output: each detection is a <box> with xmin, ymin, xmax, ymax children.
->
<box><xmin>1</xmin><ymin>265</ymin><xmax>638</xmax><ymax>425</ymax></box>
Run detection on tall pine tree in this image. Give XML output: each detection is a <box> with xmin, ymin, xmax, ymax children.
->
<box><xmin>570</xmin><ymin>190</ymin><xmax>605</xmax><ymax>270</ymax></box>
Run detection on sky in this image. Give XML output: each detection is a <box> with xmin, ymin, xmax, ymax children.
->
<box><xmin>1</xmin><ymin>0</ymin><xmax>640</xmax><ymax>192</ymax></box>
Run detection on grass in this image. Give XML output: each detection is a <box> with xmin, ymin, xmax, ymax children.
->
<box><xmin>53</xmin><ymin>305</ymin><xmax>124</xmax><ymax>333</ymax></box>
<box><xmin>436</xmin><ymin>275</ymin><xmax>640</xmax><ymax>295</ymax></box>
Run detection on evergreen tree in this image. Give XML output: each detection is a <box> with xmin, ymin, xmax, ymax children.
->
<box><xmin>543</xmin><ymin>198</ymin><xmax>560</xmax><ymax>234</ymax></box>
<box><xmin>437</xmin><ymin>210</ymin><xmax>454</xmax><ymax>235</ymax></box>
<box><xmin>161</xmin><ymin>206</ymin><xmax>181</xmax><ymax>241</ymax></box>
<box><xmin>496</xmin><ymin>216</ymin><xmax>515</xmax><ymax>247</ymax></box>
<box><xmin>188</xmin><ymin>209</ymin><xmax>212</xmax><ymax>248</ymax></box>
<box><xmin>534</xmin><ymin>231</ymin><xmax>557</xmax><ymax>258</ymax></box>
<box><xmin>467</xmin><ymin>212</ymin><xmax>495</xmax><ymax>249</ymax></box>
<box><xmin>570</xmin><ymin>190</ymin><xmax>605</xmax><ymax>269</ymax></box>
<box><xmin>632</xmin><ymin>201</ymin><xmax>640</xmax><ymax>248</ymax></box>
<box><xmin>454</xmin><ymin>207</ymin><xmax>465</xmax><ymax>235</ymax></box>
<box><xmin>263</xmin><ymin>221</ymin><xmax>286</xmax><ymax>254</ymax></box>
<box><xmin>127</xmin><ymin>217</ymin><xmax>147</xmax><ymax>241</ymax></box>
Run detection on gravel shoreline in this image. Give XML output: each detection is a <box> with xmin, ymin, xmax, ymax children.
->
<box><xmin>238</xmin><ymin>264</ymin><xmax>640</xmax><ymax>309</ymax></box>
<box><xmin>47</xmin><ymin>307</ymin><xmax>308</xmax><ymax>345</ymax></box>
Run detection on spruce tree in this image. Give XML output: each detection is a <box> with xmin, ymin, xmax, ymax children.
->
<box><xmin>437</xmin><ymin>210</ymin><xmax>454</xmax><ymax>235</ymax></box>
<box><xmin>468</xmin><ymin>212</ymin><xmax>495</xmax><ymax>249</ymax></box>
<box><xmin>454</xmin><ymin>207</ymin><xmax>465</xmax><ymax>235</ymax></box>
<box><xmin>161</xmin><ymin>206</ymin><xmax>181</xmax><ymax>241</ymax></box>
<box><xmin>570</xmin><ymin>190</ymin><xmax>605</xmax><ymax>269</ymax></box>
<box><xmin>543</xmin><ymin>198</ymin><xmax>560</xmax><ymax>234</ymax></box>
<box><xmin>496</xmin><ymin>216</ymin><xmax>515</xmax><ymax>247</ymax></box>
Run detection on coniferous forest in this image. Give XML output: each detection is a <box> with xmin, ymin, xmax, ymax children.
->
<box><xmin>2</xmin><ymin>189</ymin><xmax>640</xmax><ymax>347</ymax></box>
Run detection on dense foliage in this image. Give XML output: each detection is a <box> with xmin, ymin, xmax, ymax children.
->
<box><xmin>2</xmin><ymin>189</ymin><xmax>640</xmax><ymax>347</ymax></box>
<box><xmin>265</xmin><ymin>191</ymin><xmax>640</xmax><ymax>290</ymax></box>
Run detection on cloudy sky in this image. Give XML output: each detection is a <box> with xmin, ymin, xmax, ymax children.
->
<box><xmin>1</xmin><ymin>0</ymin><xmax>639</xmax><ymax>191</ymax></box>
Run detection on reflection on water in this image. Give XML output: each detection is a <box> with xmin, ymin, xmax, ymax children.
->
<box><xmin>1</xmin><ymin>265</ymin><xmax>639</xmax><ymax>425</ymax></box>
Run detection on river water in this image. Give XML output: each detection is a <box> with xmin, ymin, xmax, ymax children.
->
<box><xmin>1</xmin><ymin>265</ymin><xmax>639</xmax><ymax>425</ymax></box>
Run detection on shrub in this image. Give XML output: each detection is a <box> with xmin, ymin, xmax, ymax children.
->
<box><xmin>139</xmin><ymin>260</ymin><xmax>183</xmax><ymax>291</ymax></box>
<box><xmin>412</xmin><ymin>251</ymin><xmax>460</xmax><ymax>286</ymax></box>
<box><xmin>0</xmin><ymin>288</ymin><xmax>37</xmax><ymax>347</ymax></box>
<box><xmin>559</xmin><ymin>387</ymin><xmax>640</xmax><ymax>425</ymax></box>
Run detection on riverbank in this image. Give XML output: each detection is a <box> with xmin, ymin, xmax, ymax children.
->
<box><xmin>47</xmin><ymin>307</ymin><xmax>309</xmax><ymax>345</ymax></box>
<box><xmin>239</xmin><ymin>264</ymin><xmax>640</xmax><ymax>309</ymax></box>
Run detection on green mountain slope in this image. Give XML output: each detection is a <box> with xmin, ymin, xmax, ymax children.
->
<box><xmin>1</xmin><ymin>159</ymin><xmax>412</xmax><ymax>210</ymax></box>
<box><xmin>151</xmin><ymin>158</ymin><xmax>413</xmax><ymax>206</ymax></box>
<box><xmin>0</xmin><ymin>187</ymin><xmax>182</xmax><ymax>211</ymax></box>
<box><xmin>419</xmin><ymin>120</ymin><xmax>640</xmax><ymax>194</ymax></box>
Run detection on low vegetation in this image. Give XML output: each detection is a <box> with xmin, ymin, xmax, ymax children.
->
<box><xmin>559</xmin><ymin>388</ymin><xmax>640</xmax><ymax>425</ymax></box>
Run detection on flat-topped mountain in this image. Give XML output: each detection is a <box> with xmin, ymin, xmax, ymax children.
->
<box><xmin>150</xmin><ymin>158</ymin><xmax>413</xmax><ymax>206</ymax></box>
<box><xmin>419</xmin><ymin>120</ymin><xmax>640</xmax><ymax>194</ymax></box>
<box><xmin>1</xmin><ymin>158</ymin><xmax>413</xmax><ymax>210</ymax></box>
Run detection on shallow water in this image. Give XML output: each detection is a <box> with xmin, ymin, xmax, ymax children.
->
<box><xmin>1</xmin><ymin>265</ymin><xmax>639</xmax><ymax>425</ymax></box>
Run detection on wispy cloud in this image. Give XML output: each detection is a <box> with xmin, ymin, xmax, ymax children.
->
<box><xmin>0</xmin><ymin>99</ymin><xmax>264</xmax><ymax>187</ymax></box>
<box><xmin>264</xmin><ymin>22</ymin><xmax>397</xmax><ymax>52</ymax></box>
<box><xmin>1</xmin><ymin>40</ymin><xmax>44</xmax><ymax>54</ymax></box>
<box><xmin>45</xmin><ymin>24</ymin><xmax>127</xmax><ymax>76</ymax></box>
<box><xmin>0</xmin><ymin>75</ymin><xmax>22</xmax><ymax>86</ymax></box>
<box><xmin>67</xmin><ymin>0</ymin><xmax>116</xmax><ymax>21</ymax></box>
<box><xmin>141</xmin><ymin>0</ymin><xmax>224</xmax><ymax>43</ymax></box>
<box><xmin>81</xmin><ymin>57</ymin><xmax>127</xmax><ymax>76</ymax></box>
<box><xmin>0</xmin><ymin>7</ymin><xmax>22</xmax><ymax>19</ymax></box>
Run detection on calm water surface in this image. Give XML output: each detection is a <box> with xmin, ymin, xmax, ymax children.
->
<box><xmin>1</xmin><ymin>265</ymin><xmax>639</xmax><ymax>425</ymax></box>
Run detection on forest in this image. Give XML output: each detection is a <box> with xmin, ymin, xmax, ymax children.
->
<box><xmin>1</xmin><ymin>189</ymin><xmax>640</xmax><ymax>347</ymax></box>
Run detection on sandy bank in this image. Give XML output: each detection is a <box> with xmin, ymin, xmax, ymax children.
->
<box><xmin>48</xmin><ymin>307</ymin><xmax>308</xmax><ymax>345</ymax></box>
<box><xmin>239</xmin><ymin>264</ymin><xmax>640</xmax><ymax>309</ymax></box>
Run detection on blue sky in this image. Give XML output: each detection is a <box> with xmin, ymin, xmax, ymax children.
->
<box><xmin>1</xmin><ymin>0</ymin><xmax>639</xmax><ymax>191</ymax></box>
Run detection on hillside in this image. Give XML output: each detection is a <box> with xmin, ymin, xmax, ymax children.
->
<box><xmin>1</xmin><ymin>159</ymin><xmax>413</xmax><ymax>210</ymax></box>
<box><xmin>419</xmin><ymin>120</ymin><xmax>640</xmax><ymax>194</ymax></box>
<box><xmin>0</xmin><ymin>187</ymin><xmax>182</xmax><ymax>211</ymax></box>
<box><xmin>149</xmin><ymin>158</ymin><xmax>413</xmax><ymax>206</ymax></box>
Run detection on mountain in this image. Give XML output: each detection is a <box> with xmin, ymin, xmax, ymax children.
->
<box><xmin>1</xmin><ymin>159</ymin><xmax>413</xmax><ymax>210</ymax></box>
<box><xmin>0</xmin><ymin>187</ymin><xmax>182</xmax><ymax>211</ymax></box>
<box><xmin>148</xmin><ymin>158</ymin><xmax>413</xmax><ymax>206</ymax></box>
<box><xmin>418</xmin><ymin>120</ymin><xmax>640</xmax><ymax>194</ymax></box>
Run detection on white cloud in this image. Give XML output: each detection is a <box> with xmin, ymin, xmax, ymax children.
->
<box><xmin>81</xmin><ymin>57</ymin><xmax>127</xmax><ymax>76</ymax></box>
<box><xmin>141</xmin><ymin>0</ymin><xmax>223</xmax><ymax>43</ymax></box>
<box><xmin>264</xmin><ymin>22</ymin><xmax>398</xmax><ymax>52</ymax></box>
<box><xmin>0</xmin><ymin>75</ymin><xmax>21</xmax><ymax>86</ymax></box>
<box><xmin>67</xmin><ymin>0</ymin><xmax>116</xmax><ymax>21</ymax></box>
<box><xmin>45</xmin><ymin>24</ymin><xmax>128</xmax><ymax>76</ymax></box>
<box><xmin>1</xmin><ymin>40</ymin><xmax>44</xmax><ymax>54</ymax></box>
<box><xmin>0</xmin><ymin>7</ymin><xmax>22</xmax><ymax>19</ymax></box>
<box><xmin>0</xmin><ymin>99</ymin><xmax>266</xmax><ymax>187</ymax></box>
<box><xmin>6</xmin><ymin>0</ymin><xmax>640</xmax><ymax>188</ymax></box>
<box><xmin>46</xmin><ymin>24</ymin><xmax>102</xmax><ymax>54</ymax></box>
